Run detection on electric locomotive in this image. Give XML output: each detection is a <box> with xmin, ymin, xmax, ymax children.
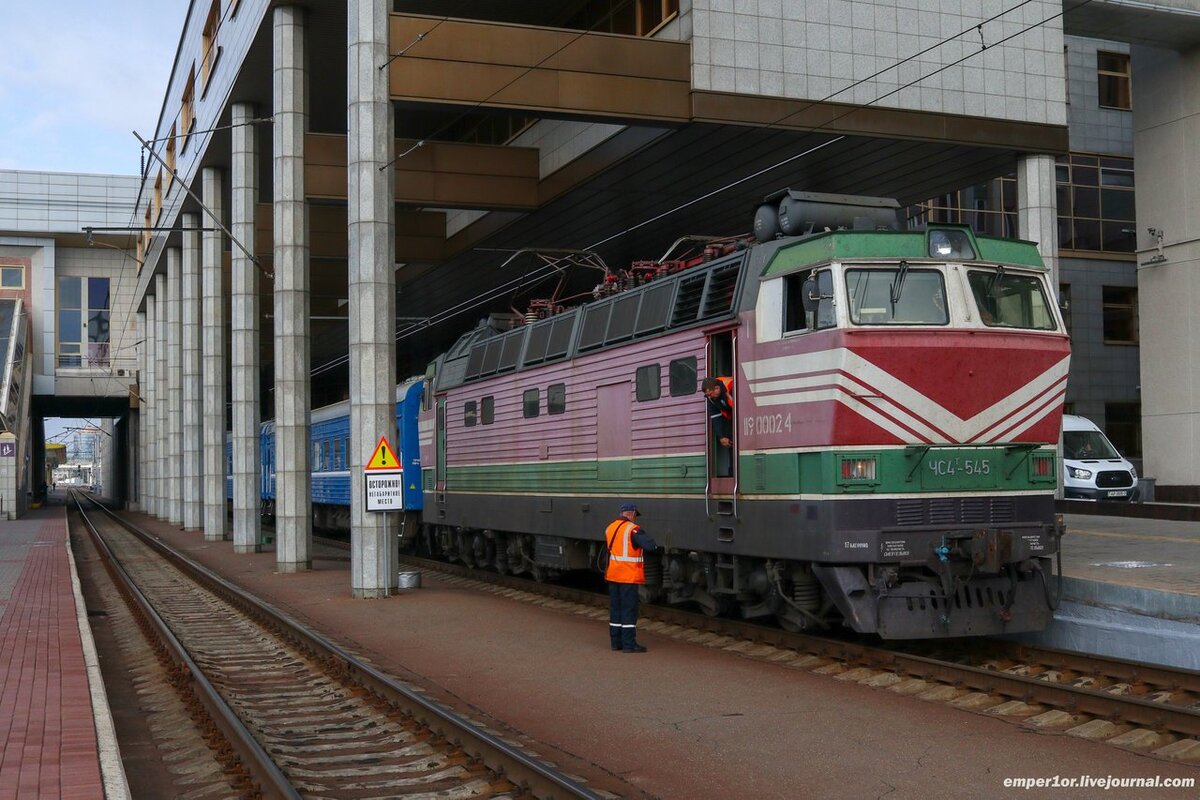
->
<box><xmin>413</xmin><ymin>191</ymin><xmax>1069</xmax><ymax>639</ymax></box>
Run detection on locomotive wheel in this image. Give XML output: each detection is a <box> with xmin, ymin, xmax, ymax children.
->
<box><xmin>695</xmin><ymin>591</ymin><xmax>734</xmax><ymax>617</ymax></box>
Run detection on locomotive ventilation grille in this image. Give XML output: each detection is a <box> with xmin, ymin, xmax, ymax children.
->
<box><xmin>895</xmin><ymin>498</ymin><xmax>1016</xmax><ymax>527</ymax></box>
<box><xmin>1096</xmin><ymin>470</ymin><xmax>1134</xmax><ymax>488</ymax></box>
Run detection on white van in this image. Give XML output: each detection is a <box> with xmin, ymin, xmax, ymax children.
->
<box><xmin>1061</xmin><ymin>414</ymin><xmax>1138</xmax><ymax>502</ymax></box>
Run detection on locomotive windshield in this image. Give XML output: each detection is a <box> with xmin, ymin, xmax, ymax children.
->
<box><xmin>845</xmin><ymin>268</ymin><xmax>948</xmax><ymax>325</ymax></box>
<box><xmin>967</xmin><ymin>270</ymin><xmax>1057</xmax><ymax>330</ymax></box>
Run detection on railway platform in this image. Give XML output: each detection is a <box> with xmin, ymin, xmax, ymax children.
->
<box><xmin>123</xmin><ymin>509</ymin><xmax>1198</xmax><ymax>799</ymax></box>
<box><xmin>0</xmin><ymin>500</ymin><xmax>125</xmax><ymax>799</ymax></box>
<box><xmin>1014</xmin><ymin>511</ymin><xmax>1200</xmax><ymax>670</ymax></box>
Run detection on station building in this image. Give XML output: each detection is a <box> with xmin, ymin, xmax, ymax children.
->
<box><xmin>0</xmin><ymin>170</ymin><xmax>139</xmax><ymax>516</ymax></box>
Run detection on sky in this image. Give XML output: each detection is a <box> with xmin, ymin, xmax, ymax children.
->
<box><xmin>0</xmin><ymin>2</ymin><xmax>188</xmax><ymax>176</ymax></box>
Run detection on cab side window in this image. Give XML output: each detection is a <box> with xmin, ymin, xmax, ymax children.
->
<box><xmin>815</xmin><ymin>270</ymin><xmax>836</xmax><ymax>330</ymax></box>
<box><xmin>783</xmin><ymin>269</ymin><xmax>835</xmax><ymax>332</ymax></box>
<box><xmin>783</xmin><ymin>273</ymin><xmax>810</xmax><ymax>333</ymax></box>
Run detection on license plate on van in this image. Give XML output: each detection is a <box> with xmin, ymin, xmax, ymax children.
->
<box><xmin>1107</xmin><ymin>490</ymin><xmax>1128</xmax><ymax>498</ymax></box>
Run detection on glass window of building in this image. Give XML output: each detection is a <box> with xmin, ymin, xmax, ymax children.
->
<box><xmin>57</xmin><ymin>277</ymin><xmax>110</xmax><ymax>367</ymax></box>
<box><xmin>1102</xmin><ymin>286</ymin><xmax>1138</xmax><ymax>344</ymax></box>
<box><xmin>1057</xmin><ymin>154</ymin><xmax>1135</xmax><ymax>254</ymax></box>
<box><xmin>1104</xmin><ymin>402</ymin><xmax>1141</xmax><ymax>458</ymax></box>
<box><xmin>0</xmin><ymin>266</ymin><xmax>24</xmax><ymax>289</ymax></box>
<box><xmin>564</xmin><ymin>0</ymin><xmax>679</xmax><ymax>36</ymax></box>
<box><xmin>911</xmin><ymin>154</ymin><xmax>1135</xmax><ymax>256</ymax></box>
<box><xmin>1097</xmin><ymin>51</ymin><xmax>1132</xmax><ymax>110</ymax></box>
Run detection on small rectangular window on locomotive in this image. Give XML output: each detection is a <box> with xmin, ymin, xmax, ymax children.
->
<box><xmin>523</xmin><ymin>388</ymin><xmax>540</xmax><ymax>418</ymax></box>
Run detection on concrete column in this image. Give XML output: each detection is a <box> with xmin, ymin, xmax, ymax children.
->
<box><xmin>1017</xmin><ymin>154</ymin><xmax>1060</xmax><ymax>289</ymax></box>
<box><xmin>201</xmin><ymin>167</ymin><xmax>229</xmax><ymax>541</ymax></box>
<box><xmin>154</xmin><ymin>271</ymin><xmax>168</xmax><ymax>520</ymax></box>
<box><xmin>135</xmin><ymin>310</ymin><xmax>147</xmax><ymax>512</ymax></box>
<box><xmin>182</xmin><ymin>210</ymin><xmax>203</xmax><ymax>530</ymax></box>
<box><xmin>1132</xmin><ymin>43</ymin><xmax>1200</xmax><ymax>496</ymax></box>
<box><xmin>231</xmin><ymin>102</ymin><xmax>262</xmax><ymax>553</ymax></box>
<box><xmin>170</xmin><ymin>228</ymin><xmax>189</xmax><ymax>526</ymax></box>
<box><xmin>348</xmin><ymin>0</ymin><xmax>398</xmax><ymax>598</ymax></box>
<box><xmin>142</xmin><ymin>303</ymin><xmax>156</xmax><ymax>517</ymax></box>
<box><xmin>274</xmin><ymin>5</ymin><xmax>312</xmax><ymax>571</ymax></box>
<box><xmin>1016</xmin><ymin>153</ymin><xmax>1062</xmax><ymax>499</ymax></box>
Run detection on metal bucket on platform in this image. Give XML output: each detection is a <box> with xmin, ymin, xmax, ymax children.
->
<box><xmin>398</xmin><ymin>570</ymin><xmax>421</xmax><ymax>589</ymax></box>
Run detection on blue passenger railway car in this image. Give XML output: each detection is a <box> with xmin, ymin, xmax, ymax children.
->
<box><xmin>234</xmin><ymin>191</ymin><xmax>1069</xmax><ymax>640</ymax></box>
<box><xmin>243</xmin><ymin>378</ymin><xmax>424</xmax><ymax>528</ymax></box>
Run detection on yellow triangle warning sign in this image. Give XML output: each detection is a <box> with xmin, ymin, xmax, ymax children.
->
<box><xmin>365</xmin><ymin>436</ymin><xmax>400</xmax><ymax>471</ymax></box>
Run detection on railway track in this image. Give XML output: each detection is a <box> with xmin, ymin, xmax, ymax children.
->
<box><xmin>383</xmin><ymin>547</ymin><xmax>1200</xmax><ymax>763</ymax></box>
<box><xmin>72</xmin><ymin>495</ymin><xmax>604</xmax><ymax>799</ymax></box>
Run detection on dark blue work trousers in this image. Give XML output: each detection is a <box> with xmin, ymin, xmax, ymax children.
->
<box><xmin>608</xmin><ymin>582</ymin><xmax>640</xmax><ymax>650</ymax></box>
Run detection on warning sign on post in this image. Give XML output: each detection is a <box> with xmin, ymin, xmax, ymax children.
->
<box><xmin>366</xmin><ymin>437</ymin><xmax>399</xmax><ymax>470</ymax></box>
<box><xmin>365</xmin><ymin>436</ymin><xmax>404</xmax><ymax>512</ymax></box>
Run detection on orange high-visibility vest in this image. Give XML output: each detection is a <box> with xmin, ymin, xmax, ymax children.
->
<box><xmin>716</xmin><ymin>376</ymin><xmax>734</xmax><ymax>419</ymax></box>
<box><xmin>604</xmin><ymin>519</ymin><xmax>644</xmax><ymax>584</ymax></box>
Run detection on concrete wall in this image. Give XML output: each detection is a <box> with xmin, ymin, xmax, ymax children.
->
<box><xmin>691</xmin><ymin>0</ymin><xmax>1066</xmax><ymax>125</ymax></box>
<box><xmin>1065</xmin><ymin>36</ymin><xmax>1133</xmax><ymax>156</ymax></box>
<box><xmin>1131</xmin><ymin>42</ymin><xmax>1200</xmax><ymax>493</ymax></box>
<box><xmin>0</xmin><ymin>170</ymin><xmax>139</xmax><ymax>233</ymax></box>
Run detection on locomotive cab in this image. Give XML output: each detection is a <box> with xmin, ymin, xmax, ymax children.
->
<box><xmin>743</xmin><ymin>222</ymin><xmax>1070</xmax><ymax>637</ymax></box>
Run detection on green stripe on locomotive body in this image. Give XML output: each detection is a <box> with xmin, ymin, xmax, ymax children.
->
<box><xmin>759</xmin><ymin>228</ymin><xmax>1045</xmax><ymax>278</ymax></box>
<box><xmin>438</xmin><ymin>445</ymin><xmax>1055</xmax><ymax>497</ymax></box>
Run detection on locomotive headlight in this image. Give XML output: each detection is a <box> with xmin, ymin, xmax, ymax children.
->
<box><xmin>1068</xmin><ymin>467</ymin><xmax>1092</xmax><ymax>480</ymax></box>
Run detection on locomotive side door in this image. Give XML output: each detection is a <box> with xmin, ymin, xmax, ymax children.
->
<box><xmin>706</xmin><ymin>329</ymin><xmax>738</xmax><ymax>510</ymax></box>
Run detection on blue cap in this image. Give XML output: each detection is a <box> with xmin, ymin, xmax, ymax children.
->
<box><xmin>619</xmin><ymin>502</ymin><xmax>640</xmax><ymax>515</ymax></box>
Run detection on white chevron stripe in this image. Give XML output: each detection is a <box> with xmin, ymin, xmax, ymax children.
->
<box><xmin>744</xmin><ymin>348</ymin><xmax>1069</xmax><ymax>443</ymax></box>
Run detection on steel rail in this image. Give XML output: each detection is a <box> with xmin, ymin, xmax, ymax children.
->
<box><xmin>69</xmin><ymin>494</ymin><xmax>300</xmax><ymax>800</ymax></box>
<box><xmin>89</xmin><ymin>499</ymin><xmax>602</xmax><ymax>800</ymax></box>
<box><xmin>395</xmin><ymin>552</ymin><xmax>1200</xmax><ymax>739</ymax></box>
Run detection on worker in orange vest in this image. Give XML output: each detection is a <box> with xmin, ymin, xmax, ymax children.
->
<box><xmin>702</xmin><ymin>376</ymin><xmax>734</xmax><ymax>448</ymax></box>
<box><xmin>606</xmin><ymin>502</ymin><xmax>658</xmax><ymax>653</ymax></box>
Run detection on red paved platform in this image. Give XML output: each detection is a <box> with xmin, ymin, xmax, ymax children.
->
<box><xmin>0</xmin><ymin>506</ymin><xmax>104</xmax><ymax>800</ymax></box>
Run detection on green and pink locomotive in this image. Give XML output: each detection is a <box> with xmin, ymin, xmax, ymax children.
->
<box><xmin>414</xmin><ymin>192</ymin><xmax>1069</xmax><ymax>639</ymax></box>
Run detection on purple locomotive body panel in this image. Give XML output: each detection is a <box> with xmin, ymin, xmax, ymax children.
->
<box><xmin>422</xmin><ymin>326</ymin><xmax>718</xmax><ymax>472</ymax></box>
